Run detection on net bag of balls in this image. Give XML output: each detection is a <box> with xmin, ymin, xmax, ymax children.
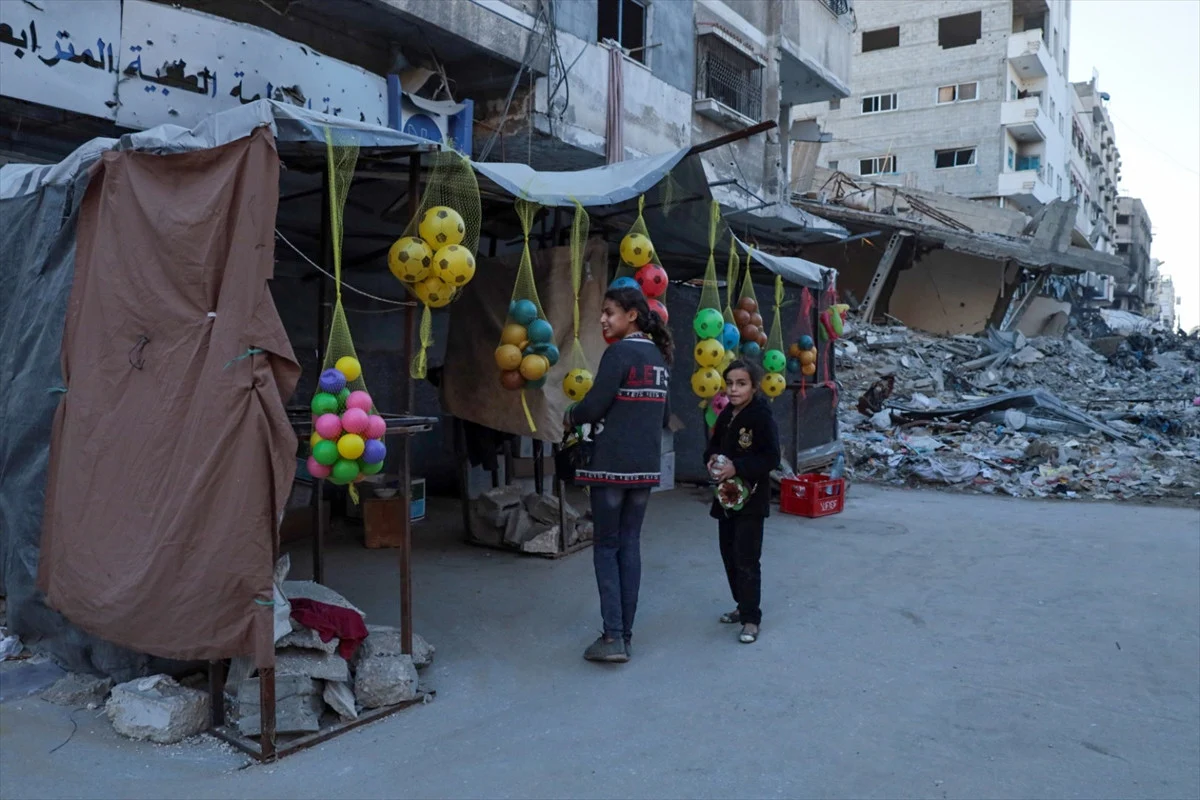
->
<box><xmin>759</xmin><ymin>275</ymin><xmax>788</xmax><ymax>400</ymax></box>
<box><xmin>308</xmin><ymin>130</ymin><xmax>388</xmax><ymax>500</ymax></box>
<box><xmin>614</xmin><ymin>194</ymin><xmax>657</xmax><ymax>281</ymax></box>
<box><xmin>732</xmin><ymin>249</ymin><xmax>767</xmax><ymax>360</ymax></box>
<box><xmin>561</xmin><ymin>200</ymin><xmax>595</xmax><ymax>405</ymax></box>
<box><xmin>387</xmin><ymin>150</ymin><xmax>482</xmax><ymax>380</ymax></box>
<box><xmin>691</xmin><ymin>200</ymin><xmax>727</xmax><ymax>407</ymax></box>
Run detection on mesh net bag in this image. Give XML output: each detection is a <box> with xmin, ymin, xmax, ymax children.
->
<box><xmin>495</xmin><ymin>199</ymin><xmax>552</xmax><ymax>433</ymax></box>
<box><xmin>307</xmin><ymin>129</ymin><xmax>387</xmax><ymax>500</ymax></box>
<box><xmin>732</xmin><ymin>246</ymin><xmax>766</xmax><ymax>359</ymax></box>
<box><xmin>723</xmin><ymin>235</ymin><xmax>740</xmax><ymax>328</ymax></box>
<box><xmin>759</xmin><ymin>275</ymin><xmax>788</xmax><ymax>399</ymax></box>
<box><xmin>614</xmin><ymin>195</ymin><xmax>658</xmax><ymax>282</ymax></box>
<box><xmin>561</xmin><ymin>201</ymin><xmax>595</xmax><ymax>405</ymax></box>
<box><xmin>789</xmin><ymin>287</ymin><xmax>820</xmax><ymax>394</ymax></box>
<box><xmin>387</xmin><ymin>150</ymin><xmax>482</xmax><ymax>380</ymax></box>
<box><xmin>691</xmin><ymin>200</ymin><xmax>725</xmax><ymax>407</ymax></box>
<box><xmin>657</xmin><ymin>169</ymin><xmax>687</xmax><ymax>220</ymax></box>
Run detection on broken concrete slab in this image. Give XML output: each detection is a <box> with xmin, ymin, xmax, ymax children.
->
<box><xmin>323</xmin><ymin>680</ymin><xmax>358</xmax><ymax>721</ymax></box>
<box><xmin>106</xmin><ymin>675</ymin><xmax>209</xmax><ymax>744</ymax></box>
<box><xmin>359</xmin><ymin>626</ymin><xmax>435</xmax><ymax>670</ymax></box>
<box><xmin>503</xmin><ymin>506</ymin><xmax>535</xmax><ymax>546</ymax></box>
<box><xmin>278</xmin><ymin>624</ymin><xmax>339</xmax><ymax>655</ymax></box>
<box><xmin>41</xmin><ymin>673</ymin><xmax>113</xmax><ymax>708</ymax></box>
<box><xmin>354</xmin><ymin>655</ymin><xmax>418</xmax><ymax>709</ymax></box>
<box><xmin>524</xmin><ymin>494</ymin><xmax>579</xmax><ymax>527</ymax></box>
<box><xmin>275</xmin><ymin>648</ymin><xmax>350</xmax><ymax>683</ymax></box>
<box><xmin>475</xmin><ymin>484</ymin><xmax>524</xmax><ymax>527</ymax></box>
<box><xmin>237</xmin><ymin>674</ymin><xmax>322</xmax><ymax>736</ymax></box>
<box><xmin>521</xmin><ymin>525</ymin><xmax>562</xmax><ymax>555</ymax></box>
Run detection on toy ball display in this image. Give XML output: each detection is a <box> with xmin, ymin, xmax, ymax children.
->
<box><xmin>693</xmin><ymin>307</ymin><xmax>725</xmax><ymax>340</ymax></box>
<box><xmin>433</xmin><ymin>244</ymin><xmax>476</xmax><ymax>286</ymax></box>
<box><xmin>733</xmin><ymin>308</ymin><xmax>751</xmax><ymax>327</ymax></box>
<box><xmin>563</xmin><ymin>368</ymin><xmax>594</xmax><ymax>401</ymax></box>
<box><xmin>387</xmin><ymin>236</ymin><xmax>433</xmax><ymax>284</ymax></box>
<box><xmin>335</xmin><ymin>387</ymin><xmax>351</xmax><ymax>411</ymax></box>
<box><xmin>635</xmin><ymin>263</ymin><xmax>668</xmax><ymax>298</ymax></box>
<box><xmin>762</xmin><ymin>349</ymin><xmax>786</xmax><ymax>374</ymax></box>
<box><xmin>741</xmin><ymin>340</ymin><xmax>762</xmax><ymax>359</ymax></box>
<box><xmin>691</xmin><ymin>367</ymin><xmax>721</xmax><ymax>399</ymax></box>
<box><xmin>418</xmin><ymin>206</ymin><xmax>466</xmax><ymax>248</ymax></box>
<box><xmin>720</xmin><ymin>322</ymin><xmax>740</xmax><ymax>352</ymax></box>
<box><xmin>740</xmin><ymin>323</ymin><xmax>760</xmax><ymax>343</ymax></box>
<box><xmin>335</xmin><ymin>357</ymin><xmax>362</xmax><ymax>382</ymax></box>
<box><xmin>413</xmin><ymin>274</ymin><xmax>453</xmax><ymax>308</ymax></box>
<box><xmin>609</xmin><ymin>276</ymin><xmax>639</xmax><ymax>292</ymax></box>
<box><xmin>710</xmin><ymin>391</ymin><xmax>730</xmax><ymax>416</ymax></box>
<box><xmin>761</xmin><ymin>372</ymin><xmax>786</xmax><ymax>398</ymax></box>
<box><xmin>647</xmin><ymin>298</ymin><xmax>669</xmax><ymax>324</ymax></box>
<box><xmin>318</xmin><ymin>368</ymin><xmax>346</xmax><ymax>394</ymax></box>
<box><xmin>509</xmin><ymin>299</ymin><xmax>539</xmax><ymax>326</ymax></box>
<box><xmin>787</xmin><ymin>357</ymin><xmax>801</xmax><ymax>374</ymax></box>
<box><xmin>798</xmin><ymin>334</ymin><xmax>815</xmax><ymax>351</ymax></box>
<box><xmin>694</xmin><ymin>338</ymin><xmax>725</xmax><ymax>368</ymax></box>
<box><xmin>619</xmin><ymin>233</ymin><xmax>654</xmax><ymax>268</ymax></box>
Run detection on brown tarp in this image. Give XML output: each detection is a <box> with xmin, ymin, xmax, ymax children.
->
<box><xmin>442</xmin><ymin>239</ymin><xmax>608</xmax><ymax>440</ymax></box>
<box><xmin>39</xmin><ymin>128</ymin><xmax>299</xmax><ymax>668</ymax></box>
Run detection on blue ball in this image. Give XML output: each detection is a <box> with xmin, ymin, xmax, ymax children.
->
<box><xmin>318</xmin><ymin>368</ymin><xmax>346</xmax><ymax>394</ymax></box>
<box><xmin>720</xmin><ymin>322</ymin><xmax>740</xmax><ymax>352</ymax></box>
<box><xmin>610</xmin><ymin>276</ymin><xmax>640</xmax><ymax>292</ymax></box>
<box><xmin>527</xmin><ymin>318</ymin><xmax>554</xmax><ymax>344</ymax></box>
<box><xmin>509</xmin><ymin>298</ymin><xmax>539</xmax><ymax>326</ymax></box>
<box><xmin>797</xmin><ymin>334</ymin><xmax>815</xmax><ymax>351</ymax></box>
<box><xmin>786</xmin><ymin>357</ymin><xmax>802</xmax><ymax>374</ymax></box>
<box><xmin>525</xmin><ymin>376</ymin><xmax>547</xmax><ymax>390</ymax></box>
<box><xmin>534</xmin><ymin>342</ymin><xmax>560</xmax><ymax>366</ymax></box>
<box><xmin>741</xmin><ymin>341</ymin><xmax>762</xmax><ymax>358</ymax></box>
<box><xmin>361</xmin><ymin>438</ymin><xmax>387</xmax><ymax>465</ymax></box>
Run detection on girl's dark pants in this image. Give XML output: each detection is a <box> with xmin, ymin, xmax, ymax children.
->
<box><xmin>590</xmin><ymin>486</ymin><xmax>651</xmax><ymax>641</ymax></box>
<box><xmin>719</xmin><ymin>514</ymin><xmax>764</xmax><ymax>625</ymax></box>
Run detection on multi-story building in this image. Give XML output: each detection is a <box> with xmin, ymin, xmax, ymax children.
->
<box><xmin>1156</xmin><ymin>272</ymin><xmax>1178</xmax><ymax>332</ymax></box>
<box><xmin>1112</xmin><ymin>196</ymin><xmax>1155</xmax><ymax>314</ymax></box>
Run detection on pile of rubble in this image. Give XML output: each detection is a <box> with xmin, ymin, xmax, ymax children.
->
<box><xmin>835</xmin><ymin>321</ymin><xmax>1200</xmax><ymax>504</ymax></box>
<box><xmin>469</xmin><ymin>487</ymin><xmax>593</xmax><ymax>555</ymax></box>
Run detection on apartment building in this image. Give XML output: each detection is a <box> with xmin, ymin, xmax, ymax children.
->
<box><xmin>1112</xmin><ymin>196</ymin><xmax>1155</xmax><ymax>314</ymax></box>
<box><xmin>1157</xmin><ymin>273</ymin><xmax>1178</xmax><ymax>332</ymax></box>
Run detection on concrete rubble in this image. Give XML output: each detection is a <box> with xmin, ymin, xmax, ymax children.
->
<box><xmin>106</xmin><ymin>675</ymin><xmax>210</xmax><ymax>744</ymax></box>
<box><xmin>834</xmin><ymin>321</ymin><xmax>1200</xmax><ymax>504</ymax></box>
<box><xmin>41</xmin><ymin>672</ymin><xmax>114</xmax><ymax>708</ymax></box>
<box><xmin>469</xmin><ymin>487</ymin><xmax>593</xmax><ymax>554</ymax></box>
<box><xmin>237</xmin><ymin>674</ymin><xmax>323</xmax><ymax>736</ymax></box>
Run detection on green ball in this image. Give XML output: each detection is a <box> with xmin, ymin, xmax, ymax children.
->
<box><xmin>311</xmin><ymin>392</ymin><xmax>339</xmax><ymax>416</ymax></box>
<box><xmin>359</xmin><ymin>459</ymin><xmax>385</xmax><ymax>476</ymax></box>
<box><xmin>763</xmin><ymin>349</ymin><xmax>786</xmax><ymax>373</ymax></box>
<box><xmin>330</xmin><ymin>458</ymin><xmax>360</xmax><ymax>485</ymax></box>
<box><xmin>336</xmin><ymin>388</ymin><xmax>351</xmax><ymax>411</ymax></box>
<box><xmin>693</xmin><ymin>308</ymin><xmax>724</xmax><ymax>340</ymax></box>
<box><xmin>312</xmin><ymin>439</ymin><xmax>339</xmax><ymax>466</ymax></box>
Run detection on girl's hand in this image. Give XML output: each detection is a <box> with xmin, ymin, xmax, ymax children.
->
<box><xmin>713</xmin><ymin>462</ymin><xmax>736</xmax><ymax>482</ymax></box>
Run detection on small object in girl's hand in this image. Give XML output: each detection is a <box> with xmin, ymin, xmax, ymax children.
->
<box><xmin>709</xmin><ymin>454</ymin><xmax>730</xmax><ymax>481</ymax></box>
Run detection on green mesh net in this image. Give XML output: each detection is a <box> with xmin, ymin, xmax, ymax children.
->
<box><xmin>615</xmin><ymin>195</ymin><xmax>657</xmax><ymax>281</ymax></box>
<box><xmin>689</xmin><ymin>200</ymin><xmax>725</xmax><ymax>403</ymax></box>
<box><xmin>495</xmin><ymin>199</ymin><xmax>552</xmax><ymax>433</ymax></box>
<box><xmin>657</xmin><ymin>169</ymin><xmax>686</xmax><ymax>219</ymax></box>
<box><xmin>560</xmin><ymin>200</ymin><xmax>596</xmax><ymax>406</ymax></box>
<box><xmin>760</xmin><ymin>274</ymin><xmax>788</xmax><ymax>399</ymax></box>
<box><xmin>733</xmin><ymin>246</ymin><xmax>766</xmax><ymax>358</ymax></box>
<box><xmin>389</xmin><ymin>150</ymin><xmax>482</xmax><ymax>380</ymax></box>
<box><xmin>723</xmin><ymin>234</ymin><xmax>740</xmax><ymax>327</ymax></box>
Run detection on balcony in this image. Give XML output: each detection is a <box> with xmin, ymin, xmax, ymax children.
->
<box><xmin>777</xmin><ymin>0</ymin><xmax>852</xmax><ymax>104</ymax></box>
<box><xmin>998</xmin><ymin>167</ymin><xmax>1056</xmax><ymax>212</ymax></box>
<box><xmin>1007</xmin><ymin>29</ymin><xmax>1053</xmax><ymax>78</ymax></box>
<box><xmin>1001</xmin><ymin>96</ymin><xmax>1048</xmax><ymax>142</ymax></box>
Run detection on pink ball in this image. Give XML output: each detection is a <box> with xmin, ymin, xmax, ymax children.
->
<box><xmin>341</xmin><ymin>407</ymin><xmax>370</xmax><ymax>435</ymax></box>
<box><xmin>711</xmin><ymin>392</ymin><xmax>730</xmax><ymax>416</ymax></box>
<box><xmin>306</xmin><ymin>456</ymin><xmax>332</xmax><ymax>480</ymax></box>
<box><xmin>346</xmin><ymin>390</ymin><xmax>373</xmax><ymax>412</ymax></box>
<box><xmin>365</xmin><ymin>414</ymin><xmax>387</xmax><ymax>440</ymax></box>
<box><xmin>315</xmin><ymin>413</ymin><xmax>342</xmax><ymax>440</ymax></box>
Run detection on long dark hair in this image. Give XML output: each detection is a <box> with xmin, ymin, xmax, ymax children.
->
<box><xmin>605</xmin><ymin>286</ymin><xmax>674</xmax><ymax>367</ymax></box>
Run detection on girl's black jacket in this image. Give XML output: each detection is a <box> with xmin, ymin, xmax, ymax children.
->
<box><xmin>704</xmin><ymin>394</ymin><xmax>781</xmax><ymax>519</ymax></box>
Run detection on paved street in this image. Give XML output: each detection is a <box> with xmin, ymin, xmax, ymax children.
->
<box><xmin>2</xmin><ymin>486</ymin><xmax>1198</xmax><ymax>800</ymax></box>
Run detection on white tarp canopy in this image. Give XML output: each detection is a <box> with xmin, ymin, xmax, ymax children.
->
<box><xmin>471</xmin><ymin>148</ymin><xmax>691</xmax><ymax>208</ymax></box>
<box><xmin>737</xmin><ymin>237</ymin><xmax>834</xmax><ymax>290</ymax></box>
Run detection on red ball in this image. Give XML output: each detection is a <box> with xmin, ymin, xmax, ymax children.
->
<box><xmin>647</xmin><ymin>298</ymin><xmax>669</xmax><ymax>325</ymax></box>
<box><xmin>499</xmin><ymin>370</ymin><xmax>524</xmax><ymax>390</ymax></box>
<box><xmin>733</xmin><ymin>308</ymin><xmax>751</xmax><ymax>327</ymax></box>
<box><xmin>738</xmin><ymin>296</ymin><xmax>758</xmax><ymax>313</ymax></box>
<box><xmin>635</xmin><ymin>263</ymin><xmax>668</xmax><ymax>298</ymax></box>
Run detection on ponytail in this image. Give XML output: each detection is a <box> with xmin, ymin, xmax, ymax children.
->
<box><xmin>604</xmin><ymin>286</ymin><xmax>674</xmax><ymax>367</ymax></box>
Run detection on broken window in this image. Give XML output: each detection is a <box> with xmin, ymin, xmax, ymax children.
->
<box><xmin>696</xmin><ymin>33</ymin><xmax>763</xmax><ymax>121</ymax></box>
<box><xmin>934</xmin><ymin>147</ymin><xmax>976</xmax><ymax>169</ymax></box>
<box><xmin>1117</xmin><ymin>243</ymin><xmax>1130</xmax><ymax>254</ymax></box>
<box><xmin>859</xmin><ymin>155</ymin><xmax>897</xmax><ymax>176</ymax></box>
<box><xmin>598</xmin><ymin>0</ymin><xmax>647</xmax><ymax>63</ymax></box>
<box><xmin>861</xmin><ymin>93</ymin><xmax>897</xmax><ymax>114</ymax></box>
<box><xmin>1117</xmin><ymin>214</ymin><xmax>1130</xmax><ymax>224</ymax></box>
<box><xmin>938</xmin><ymin>12</ymin><xmax>981</xmax><ymax>49</ymax></box>
<box><xmin>937</xmin><ymin>82</ymin><xmax>978</xmax><ymax>104</ymax></box>
<box><xmin>828</xmin><ymin>160</ymin><xmax>839</xmax><ymax>170</ymax></box>
<box><xmin>862</xmin><ymin>26</ymin><xmax>900</xmax><ymax>52</ymax></box>
<box><xmin>829</xmin><ymin>98</ymin><xmax>841</xmax><ymax>110</ymax></box>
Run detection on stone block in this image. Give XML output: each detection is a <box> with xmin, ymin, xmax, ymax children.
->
<box><xmin>42</xmin><ymin>673</ymin><xmax>113</xmax><ymax>708</ymax></box>
<box><xmin>323</xmin><ymin>680</ymin><xmax>358</xmax><ymax>721</ymax></box>
<box><xmin>475</xmin><ymin>484</ymin><xmax>524</xmax><ymax>527</ymax></box>
<box><xmin>278</xmin><ymin>624</ymin><xmax>339</xmax><ymax>654</ymax></box>
<box><xmin>524</xmin><ymin>493</ymin><xmax>580</xmax><ymax>527</ymax></box>
<box><xmin>237</xmin><ymin>674</ymin><xmax>322</xmax><ymax>736</ymax></box>
<box><xmin>281</xmin><ymin>581</ymin><xmax>365</xmax><ymax>618</ymax></box>
<box><xmin>573</xmin><ymin>519</ymin><xmax>594</xmax><ymax>543</ymax></box>
<box><xmin>275</xmin><ymin>648</ymin><xmax>350</xmax><ymax>682</ymax></box>
<box><xmin>503</xmin><ymin>506</ymin><xmax>535</xmax><ymax>546</ymax></box>
<box><xmin>521</xmin><ymin>525</ymin><xmax>561</xmax><ymax>554</ymax></box>
<box><xmin>106</xmin><ymin>675</ymin><xmax>209</xmax><ymax>744</ymax></box>
<box><xmin>359</xmin><ymin>625</ymin><xmax>435</xmax><ymax>669</ymax></box>
<box><xmin>354</xmin><ymin>655</ymin><xmax>418</xmax><ymax>709</ymax></box>
<box><xmin>468</xmin><ymin>508</ymin><xmax>504</xmax><ymax>546</ymax></box>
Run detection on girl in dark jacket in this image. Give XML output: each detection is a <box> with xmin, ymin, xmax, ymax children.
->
<box><xmin>704</xmin><ymin>360</ymin><xmax>781</xmax><ymax>644</ymax></box>
<box><xmin>565</xmin><ymin>287</ymin><xmax>672</xmax><ymax>663</ymax></box>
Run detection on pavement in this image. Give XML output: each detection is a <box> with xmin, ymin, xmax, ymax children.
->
<box><xmin>1</xmin><ymin>485</ymin><xmax>1198</xmax><ymax>800</ymax></box>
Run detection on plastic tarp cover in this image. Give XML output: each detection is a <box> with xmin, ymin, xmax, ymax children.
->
<box><xmin>737</xmin><ymin>236</ymin><xmax>834</xmax><ymax>290</ymax></box>
<box><xmin>38</xmin><ymin>129</ymin><xmax>300</xmax><ymax>668</ymax></box>
<box><xmin>471</xmin><ymin>148</ymin><xmax>690</xmax><ymax>207</ymax></box>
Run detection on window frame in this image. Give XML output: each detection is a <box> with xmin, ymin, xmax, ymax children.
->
<box><xmin>860</xmin><ymin>92</ymin><xmax>899</xmax><ymax>115</ymax></box>
<box><xmin>934</xmin><ymin>147</ymin><xmax>977</xmax><ymax>169</ymax></box>
<box><xmin>936</xmin><ymin>81</ymin><xmax>979</xmax><ymax>105</ymax></box>
<box><xmin>859</xmin><ymin>155</ymin><xmax>898</xmax><ymax>176</ymax></box>
<box><xmin>862</xmin><ymin>25</ymin><xmax>900</xmax><ymax>53</ymax></box>
<box><xmin>597</xmin><ymin>0</ymin><xmax>648</xmax><ymax>64</ymax></box>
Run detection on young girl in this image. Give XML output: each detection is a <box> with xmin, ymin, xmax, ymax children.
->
<box><xmin>704</xmin><ymin>360</ymin><xmax>781</xmax><ymax>644</ymax></box>
<box><xmin>565</xmin><ymin>286</ymin><xmax>673</xmax><ymax>663</ymax></box>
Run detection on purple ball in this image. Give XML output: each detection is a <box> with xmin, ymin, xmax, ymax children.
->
<box><xmin>319</xmin><ymin>368</ymin><xmax>346</xmax><ymax>394</ymax></box>
<box><xmin>361</xmin><ymin>438</ymin><xmax>387</xmax><ymax>465</ymax></box>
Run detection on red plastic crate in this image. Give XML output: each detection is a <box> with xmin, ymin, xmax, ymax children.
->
<box><xmin>780</xmin><ymin>474</ymin><xmax>845</xmax><ymax>518</ymax></box>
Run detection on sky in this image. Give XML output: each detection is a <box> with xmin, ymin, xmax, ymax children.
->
<box><xmin>1068</xmin><ymin>0</ymin><xmax>1200</xmax><ymax>331</ymax></box>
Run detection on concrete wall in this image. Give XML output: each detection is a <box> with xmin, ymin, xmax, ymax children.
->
<box><xmin>782</xmin><ymin>0</ymin><xmax>854</xmax><ymax>94</ymax></box>
<box><xmin>888</xmin><ymin>250</ymin><xmax>1005</xmax><ymax>335</ymax></box>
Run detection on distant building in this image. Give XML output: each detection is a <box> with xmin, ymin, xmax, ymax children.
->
<box><xmin>1156</xmin><ymin>270</ymin><xmax>1177</xmax><ymax>332</ymax></box>
<box><xmin>1113</xmin><ymin>196</ymin><xmax>1154</xmax><ymax>315</ymax></box>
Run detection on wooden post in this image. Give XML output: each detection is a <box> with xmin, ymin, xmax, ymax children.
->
<box><xmin>398</xmin><ymin>152</ymin><xmax>420</xmax><ymax>657</ymax></box>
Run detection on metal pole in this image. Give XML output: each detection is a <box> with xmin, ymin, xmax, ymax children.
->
<box><xmin>399</xmin><ymin>152</ymin><xmax>420</xmax><ymax>657</ymax></box>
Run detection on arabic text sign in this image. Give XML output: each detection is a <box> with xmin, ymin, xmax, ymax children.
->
<box><xmin>0</xmin><ymin>0</ymin><xmax>122</xmax><ymax>120</ymax></box>
<box><xmin>116</xmin><ymin>0</ymin><xmax>388</xmax><ymax>131</ymax></box>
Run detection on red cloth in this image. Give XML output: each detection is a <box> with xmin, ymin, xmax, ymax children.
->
<box><xmin>289</xmin><ymin>598</ymin><xmax>368</xmax><ymax>660</ymax></box>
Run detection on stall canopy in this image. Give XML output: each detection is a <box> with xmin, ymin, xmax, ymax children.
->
<box><xmin>739</xmin><ymin>237</ymin><xmax>835</xmax><ymax>290</ymax></box>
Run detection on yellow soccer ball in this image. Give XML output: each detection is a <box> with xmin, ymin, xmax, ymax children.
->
<box><xmin>619</xmin><ymin>232</ymin><xmax>654</xmax><ymax>268</ymax></box>
<box><xmin>387</xmin><ymin>236</ymin><xmax>432</xmax><ymax>283</ymax></box>
<box><xmin>762</xmin><ymin>372</ymin><xmax>787</xmax><ymax>398</ymax></box>
<box><xmin>413</xmin><ymin>274</ymin><xmax>453</xmax><ymax>308</ymax></box>
<box><xmin>418</xmin><ymin>206</ymin><xmax>466</xmax><ymax>248</ymax></box>
<box><xmin>562</xmin><ymin>368</ymin><xmax>594</xmax><ymax>401</ymax></box>
<box><xmin>433</xmin><ymin>244</ymin><xmax>476</xmax><ymax>286</ymax></box>
<box><xmin>691</xmin><ymin>367</ymin><xmax>721</xmax><ymax>399</ymax></box>
<box><xmin>694</xmin><ymin>338</ymin><xmax>725</xmax><ymax>368</ymax></box>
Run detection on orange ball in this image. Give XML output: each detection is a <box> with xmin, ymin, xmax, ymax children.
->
<box><xmin>733</xmin><ymin>308</ymin><xmax>751</xmax><ymax>327</ymax></box>
<box><xmin>749</xmin><ymin>312</ymin><xmax>763</xmax><ymax>329</ymax></box>
<box><xmin>738</xmin><ymin>296</ymin><xmax>758</xmax><ymax>313</ymax></box>
<box><xmin>788</xmin><ymin>343</ymin><xmax>803</xmax><ymax>359</ymax></box>
<box><xmin>801</xmin><ymin>362</ymin><xmax>817</xmax><ymax>376</ymax></box>
<box><xmin>756</xmin><ymin>332</ymin><xmax>768</xmax><ymax>348</ymax></box>
<box><xmin>740</xmin><ymin>324</ymin><xmax>759</xmax><ymax>341</ymax></box>
<box><xmin>799</xmin><ymin>349</ymin><xmax>816</xmax><ymax>366</ymax></box>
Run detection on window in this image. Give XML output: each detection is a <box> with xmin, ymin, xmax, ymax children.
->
<box><xmin>938</xmin><ymin>12</ymin><xmax>981</xmax><ymax>49</ymax></box>
<box><xmin>935</xmin><ymin>147</ymin><xmax>976</xmax><ymax>168</ymax></box>
<box><xmin>861</xmin><ymin>93</ymin><xmax>898</xmax><ymax>114</ymax></box>
<box><xmin>937</xmin><ymin>82</ymin><xmax>978</xmax><ymax>104</ymax></box>
<box><xmin>862</xmin><ymin>26</ymin><xmax>900</xmax><ymax>52</ymax></box>
<box><xmin>829</xmin><ymin>98</ymin><xmax>841</xmax><ymax>110</ymax></box>
<box><xmin>1117</xmin><ymin>214</ymin><xmax>1130</xmax><ymax>224</ymax></box>
<box><xmin>1009</xmin><ymin>81</ymin><xmax>1018</xmax><ymax>100</ymax></box>
<box><xmin>1057</xmin><ymin>176</ymin><xmax>1062</xmax><ymax>194</ymax></box>
<box><xmin>598</xmin><ymin>0</ymin><xmax>647</xmax><ymax>63</ymax></box>
<box><xmin>828</xmin><ymin>160</ymin><xmax>839</xmax><ymax>170</ymax></box>
<box><xmin>1059</xmin><ymin>114</ymin><xmax>1065</xmax><ymax>135</ymax></box>
<box><xmin>1050</xmin><ymin>98</ymin><xmax>1056</xmax><ymax>119</ymax></box>
<box><xmin>859</xmin><ymin>155</ymin><xmax>897</xmax><ymax>175</ymax></box>
<box><xmin>696</xmin><ymin>33</ymin><xmax>764</xmax><ymax>121</ymax></box>
<box><xmin>1007</xmin><ymin>146</ymin><xmax>1015</xmax><ymax>169</ymax></box>
<box><xmin>1116</xmin><ymin>243</ymin><xmax>1129</xmax><ymax>254</ymax></box>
